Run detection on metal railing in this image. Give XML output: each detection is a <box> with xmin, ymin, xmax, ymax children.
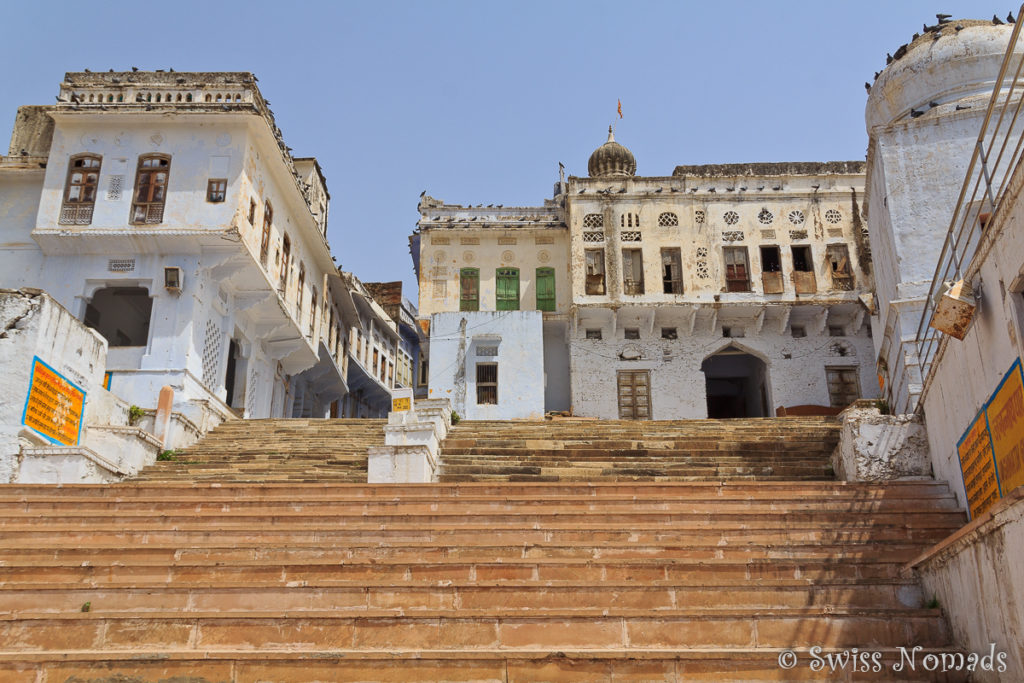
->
<box><xmin>914</xmin><ymin>6</ymin><xmax>1024</xmax><ymax>396</ymax></box>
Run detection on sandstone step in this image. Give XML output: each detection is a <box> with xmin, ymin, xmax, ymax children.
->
<box><xmin>0</xmin><ymin>648</ymin><xmax>972</xmax><ymax>682</ymax></box>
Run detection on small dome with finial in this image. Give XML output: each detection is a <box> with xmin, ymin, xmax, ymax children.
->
<box><xmin>588</xmin><ymin>126</ymin><xmax>636</xmax><ymax>178</ymax></box>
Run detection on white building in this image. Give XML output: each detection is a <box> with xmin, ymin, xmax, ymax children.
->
<box><xmin>0</xmin><ymin>71</ymin><xmax>350</xmax><ymax>435</ymax></box>
<box><xmin>413</xmin><ymin>131</ymin><xmax>878</xmax><ymax>419</ymax></box>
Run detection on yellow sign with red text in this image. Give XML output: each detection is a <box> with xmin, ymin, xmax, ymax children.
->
<box><xmin>986</xmin><ymin>362</ymin><xmax>1024</xmax><ymax>495</ymax></box>
<box><xmin>956</xmin><ymin>410</ymin><xmax>1000</xmax><ymax>519</ymax></box>
<box><xmin>22</xmin><ymin>357</ymin><xmax>85</xmax><ymax>446</ymax></box>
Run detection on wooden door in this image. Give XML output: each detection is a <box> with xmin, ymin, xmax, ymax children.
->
<box><xmin>617</xmin><ymin>370</ymin><xmax>651</xmax><ymax>419</ymax></box>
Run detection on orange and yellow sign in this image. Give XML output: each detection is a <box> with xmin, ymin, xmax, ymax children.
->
<box><xmin>957</xmin><ymin>410</ymin><xmax>1000</xmax><ymax>519</ymax></box>
<box><xmin>22</xmin><ymin>357</ymin><xmax>85</xmax><ymax>446</ymax></box>
<box><xmin>392</xmin><ymin>397</ymin><xmax>411</xmax><ymax>412</ymax></box>
<box><xmin>986</xmin><ymin>361</ymin><xmax>1024</xmax><ymax>495</ymax></box>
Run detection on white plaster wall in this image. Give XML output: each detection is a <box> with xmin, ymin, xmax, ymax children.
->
<box><xmin>0</xmin><ymin>290</ymin><xmax>107</xmax><ymax>481</ymax></box>
<box><xmin>914</xmin><ymin>493</ymin><xmax>1024</xmax><ymax>682</ymax></box>
<box><xmin>919</xmin><ymin>160</ymin><xmax>1024</xmax><ymax>512</ymax></box>
<box><xmin>569</xmin><ymin>323</ymin><xmax>877</xmax><ymax>420</ymax></box>
<box><xmin>428</xmin><ymin>311</ymin><xmax>545</xmax><ymax>420</ymax></box>
<box><xmin>0</xmin><ymin>170</ymin><xmax>45</xmax><ymax>282</ymax></box>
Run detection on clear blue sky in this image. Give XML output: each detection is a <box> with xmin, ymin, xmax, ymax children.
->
<box><xmin>0</xmin><ymin>1</ymin><xmax>1007</xmax><ymax>301</ymax></box>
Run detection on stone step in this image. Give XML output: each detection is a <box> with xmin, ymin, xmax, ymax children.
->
<box><xmin>0</xmin><ymin>480</ymin><xmax>953</xmax><ymax>498</ymax></box>
<box><xmin>0</xmin><ymin>509</ymin><xmax>966</xmax><ymax>528</ymax></box>
<box><xmin>0</xmin><ymin>558</ymin><xmax>918</xmax><ymax>586</ymax></box>
<box><xmin>0</xmin><ymin>609</ymin><xmax>950</xmax><ymax>651</ymax></box>
<box><xmin>0</xmin><ymin>541</ymin><xmax>936</xmax><ymax>563</ymax></box>
<box><xmin>0</xmin><ymin>648</ymin><xmax>971</xmax><ymax>682</ymax></box>
<box><xmin>0</xmin><ymin>581</ymin><xmax>926</xmax><ymax>614</ymax></box>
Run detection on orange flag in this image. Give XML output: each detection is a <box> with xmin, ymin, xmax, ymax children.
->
<box><xmin>617</xmin><ymin>99</ymin><xmax>622</xmax><ymax>118</ymax></box>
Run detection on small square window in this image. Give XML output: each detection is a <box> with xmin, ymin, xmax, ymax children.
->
<box><xmin>586</xmin><ymin>328</ymin><xmax>602</xmax><ymax>340</ymax></box>
<box><xmin>207</xmin><ymin>179</ymin><xmax>227</xmax><ymax>203</ymax></box>
<box><xmin>791</xmin><ymin>325</ymin><xmax>807</xmax><ymax>338</ymax></box>
<box><xmin>661</xmin><ymin>327</ymin><xmax>677</xmax><ymax>340</ymax></box>
<box><xmin>248</xmin><ymin>198</ymin><xmax>257</xmax><ymax>223</ymax></box>
<box><xmin>476</xmin><ymin>362</ymin><xmax>498</xmax><ymax>405</ymax></box>
<box><xmin>624</xmin><ymin>328</ymin><xmax>639</xmax><ymax>340</ymax></box>
<box><xmin>829</xmin><ymin>326</ymin><xmax>845</xmax><ymax>337</ymax></box>
<box><xmin>722</xmin><ymin>326</ymin><xmax>731</xmax><ymax>338</ymax></box>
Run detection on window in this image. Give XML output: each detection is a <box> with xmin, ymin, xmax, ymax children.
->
<box><xmin>661</xmin><ymin>327</ymin><xmax>677</xmax><ymax>340</ymax></box>
<box><xmin>418</xmin><ymin>353</ymin><xmax>429</xmax><ymax>386</ymax></box>
<box><xmin>260</xmin><ymin>201</ymin><xmax>273</xmax><ymax>267</ymax></box>
<box><xmin>585</xmin><ymin>249</ymin><xmax>606</xmax><ymax>295</ymax></box>
<box><xmin>620</xmin><ymin>212</ymin><xmax>640</xmax><ymax>228</ymax></box>
<box><xmin>206</xmin><ymin>179</ymin><xmax>227</xmax><ymax>203</ymax></box>
<box><xmin>826</xmin><ymin>244</ymin><xmax>854</xmax><ymax>290</ymax></box>
<box><xmin>723</xmin><ymin>247</ymin><xmax>750</xmax><ymax>292</ymax></box>
<box><xmin>496</xmin><ymin>268</ymin><xmax>520</xmax><ymax>311</ymax></box>
<box><xmin>624</xmin><ymin>328</ymin><xmax>640</xmax><ymax>340</ymax></box>
<box><xmin>791</xmin><ymin>325</ymin><xmax>807</xmax><ymax>338</ymax></box>
<box><xmin>661</xmin><ymin>248</ymin><xmax>682</xmax><ymax>294</ymax></box>
<box><xmin>622</xmin><ymin>249</ymin><xmax>644</xmax><ymax>294</ymax></box>
<box><xmin>297</xmin><ymin>262</ymin><xmax>306</xmax><ymax>320</ymax></box>
<box><xmin>131</xmin><ymin>155</ymin><xmax>170</xmax><ymax>224</ymax></box>
<box><xmin>82</xmin><ymin>287</ymin><xmax>152</xmax><ymax>347</ymax></box>
<box><xmin>460</xmin><ymin>268</ymin><xmax>479</xmax><ymax>311</ymax></box>
<box><xmin>309</xmin><ymin>286</ymin><xmax>318</xmax><ymax>336</ymax></box>
<box><xmin>586</xmin><ymin>328</ymin><xmax>602</xmax><ymax>340</ymax></box>
<box><xmin>658</xmin><ymin>212</ymin><xmax>678</xmax><ymax>227</ymax></box>
<box><xmin>760</xmin><ymin>246</ymin><xmax>783</xmax><ymax>294</ymax></box>
<box><xmin>476</xmin><ymin>363</ymin><xmax>498</xmax><ymax>404</ymax></box>
<box><xmin>791</xmin><ymin>245</ymin><xmax>816</xmax><ymax>294</ymax></box>
<box><xmin>536</xmin><ymin>267</ymin><xmax>555</xmax><ymax>311</ymax></box>
<box><xmin>583</xmin><ymin>213</ymin><xmax>603</xmax><ymax>228</ymax></box>
<box><xmin>829</xmin><ymin>325</ymin><xmax>845</xmax><ymax>337</ymax></box>
<box><xmin>280</xmin><ymin>235</ymin><xmax>291</xmax><ymax>290</ymax></box>
<box><xmin>60</xmin><ymin>155</ymin><xmax>101</xmax><ymax>225</ymax></box>
<box><xmin>248</xmin><ymin>198</ymin><xmax>257</xmax><ymax>224</ymax></box>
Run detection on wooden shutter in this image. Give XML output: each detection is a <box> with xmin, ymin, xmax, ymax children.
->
<box><xmin>536</xmin><ymin>267</ymin><xmax>555</xmax><ymax>311</ymax></box>
<box><xmin>496</xmin><ymin>268</ymin><xmax>520</xmax><ymax>311</ymax></box>
<box><xmin>460</xmin><ymin>268</ymin><xmax>479</xmax><ymax>311</ymax></box>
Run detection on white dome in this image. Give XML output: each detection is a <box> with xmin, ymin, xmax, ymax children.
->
<box><xmin>866</xmin><ymin>21</ymin><xmax>1020</xmax><ymax>130</ymax></box>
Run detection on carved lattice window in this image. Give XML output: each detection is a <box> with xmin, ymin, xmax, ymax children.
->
<box><xmin>723</xmin><ymin>211</ymin><xmax>739</xmax><ymax>225</ymax></box>
<box><xmin>583</xmin><ymin>214</ymin><xmax>603</xmax><ymax>228</ymax></box>
<box><xmin>658</xmin><ymin>212</ymin><xmax>678</xmax><ymax>227</ymax></box>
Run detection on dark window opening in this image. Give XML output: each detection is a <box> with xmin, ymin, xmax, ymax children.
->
<box><xmin>791</xmin><ymin>325</ymin><xmax>807</xmax><ymax>338</ymax></box>
<box><xmin>760</xmin><ymin>246</ymin><xmax>781</xmax><ymax>272</ymax></box>
<box><xmin>586</xmin><ymin>328</ymin><xmax>602</xmax><ymax>340</ymax></box>
<box><xmin>476</xmin><ymin>363</ymin><xmax>498</xmax><ymax>404</ymax></box>
<box><xmin>661</xmin><ymin>327</ymin><xmax>677</xmax><ymax>340</ymax></box>
<box><xmin>662</xmin><ymin>248</ymin><xmax>682</xmax><ymax>294</ymax></box>
<box><xmin>248</xmin><ymin>198</ymin><xmax>257</xmax><ymax>224</ymax></box>
<box><xmin>280</xmin><ymin>235</ymin><xmax>291</xmax><ymax>290</ymax></box>
<box><xmin>624</xmin><ymin>328</ymin><xmax>640</xmax><ymax>340</ymax></box>
<box><xmin>260</xmin><ymin>201</ymin><xmax>273</xmax><ymax>267</ymax></box>
<box><xmin>829</xmin><ymin>325</ymin><xmax>845</xmax><ymax>337</ymax></box>
<box><xmin>827</xmin><ymin>244</ymin><xmax>854</xmax><ymax>290</ymax></box>
<box><xmin>792</xmin><ymin>245</ymin><xmax>813</xmax><ymax>272</ymax></box>
<box><xmin>83</xmin><ymin>287</ymin><xmax>153</xmax><ymax>347</ymax></box>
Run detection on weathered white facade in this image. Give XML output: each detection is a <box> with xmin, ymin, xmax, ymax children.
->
<box><xmin>339</xmin><ymin>272</ymin><xmax>400</xmax><ymax>417</ymax></box>
<box><xmin>865</xmin><ymin>21</ymin><xmax>1022</xmax><ymax>413</ymax></box>
<box><xmin>413</xmin><ymin>135</ymin><xmax>878</xmax><ymax>419</ymax></box>
<box><xmin>0</xmin><ymin>72</ymin><xmax>350</xmax><ymax>438</ymax></box>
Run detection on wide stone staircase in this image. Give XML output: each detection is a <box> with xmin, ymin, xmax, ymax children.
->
<box><xmin>133</xmin><ymin>418</ymin><xmax>385</xmax><ymax>482</ymax></box>
<box><xmin>440</xmin><ymin>417</ymin><xmax>840</xmax><ymax>481</ymax></box>
<box><xmin>0</xmin><ymin>417</ymin><xmax>971</xmax><ymax>681</ymax></box>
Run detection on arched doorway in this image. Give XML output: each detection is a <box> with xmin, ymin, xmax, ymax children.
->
<box><xmin>701</xmin><ymin>346</ymin><xmax>770</xmax><ymax>418</ymax></box>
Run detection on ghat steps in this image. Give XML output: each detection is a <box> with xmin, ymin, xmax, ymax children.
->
<box><xmin>132</xmin><ymin>418</ymin><xmax>385</xmax><ymax>483</ymax></box>
<box><xmin>0</xmin><ymin>417</ymin><xmax>969</xmax><ymax>680</ymax></box>
<box><xmin>0</xmin><ymin>480</ymin><xmax>966</xmax><ymax>681</ymax></box>
<box><xmin>439</xmin><ymin>417</ymin><xmax>841</xmax><ymax>481</ymax></box>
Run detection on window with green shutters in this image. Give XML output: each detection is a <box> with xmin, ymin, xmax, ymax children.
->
<box><xmin>460</xmin><ymin>268</ymin><xmax>479</xmax><ymax>311</ymax></box>
<box><xmin>536</xmin><ymin>267</ymin><xmax>555</xmax><ymax>311</ymax></box>
<box><xmin>496</xmin><ymin>268</ymin><xmax>520</xmax><ymax>311</ymax></box>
